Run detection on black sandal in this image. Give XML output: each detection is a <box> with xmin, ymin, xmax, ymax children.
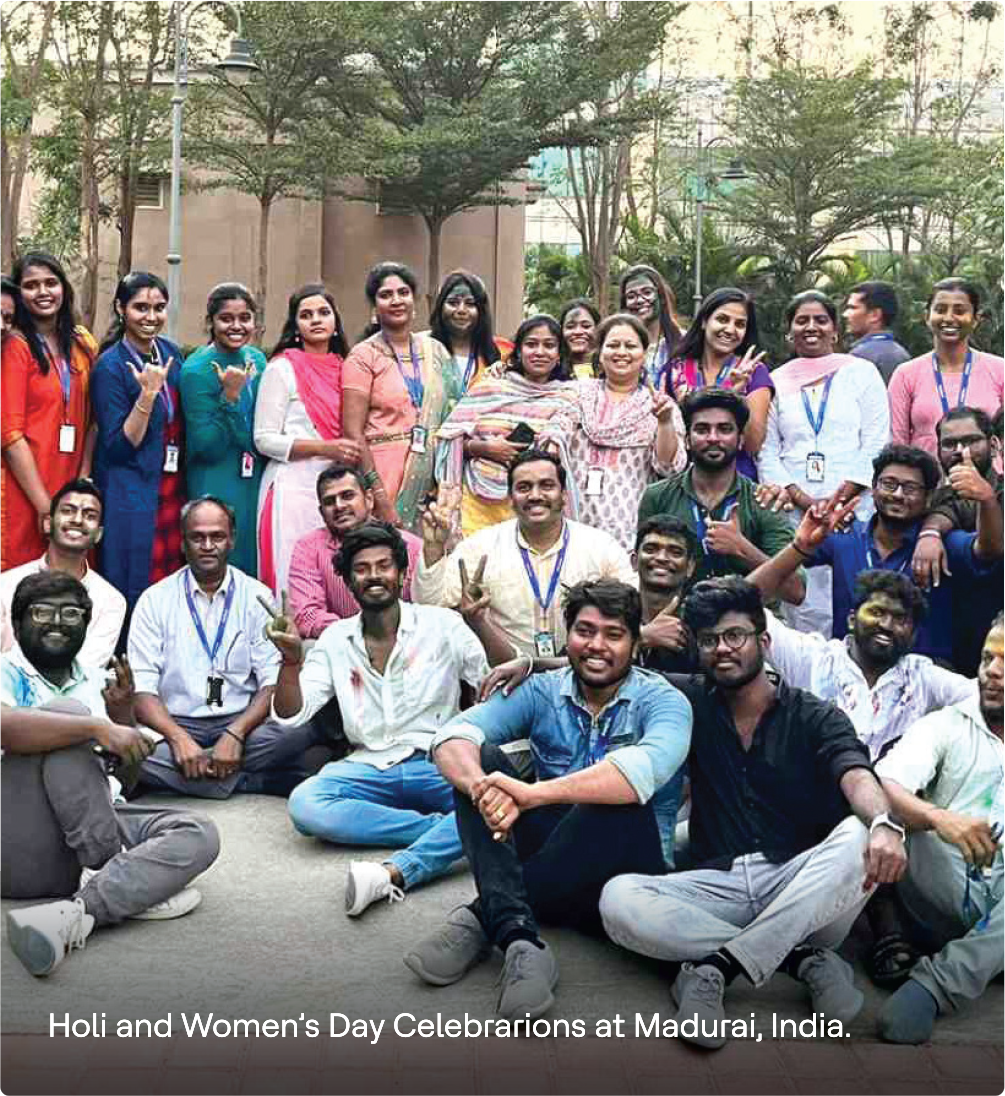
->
<box><xmin>869</xmin><ymin>933</ymin><xmax>919</xmax><ymax>989</ymax></box>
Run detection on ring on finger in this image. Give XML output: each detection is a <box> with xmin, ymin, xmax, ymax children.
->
<box><xmin>495</xmin><ymin>807</ymin><xmax>505</xmax><ymax>821</ymax></box>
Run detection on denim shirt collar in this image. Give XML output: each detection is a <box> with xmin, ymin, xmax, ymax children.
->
<box><xmin>558</xmin><ymin>665</ymin><xmax>645</xmax><ymax>715</ymax></box>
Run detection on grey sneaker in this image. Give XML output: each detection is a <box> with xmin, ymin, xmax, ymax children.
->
<box><xmin>671</xmin><ymin>962</ymin><xmax>727</xmax><ymax>1049</ymax></box>
<box><xmin>496</xmin><ymin>940</ymin><xmax>558</xmax><ymax>1021</ymax></box>
<box><xmin>403</xmin><ymin>906</ymin><xmax>491</xmax><ymax>986</ymax></box>
<box><xmin>796</xmin><ymin>949</ymin><xmax>864</xmax><ymax>1024</ymax></box>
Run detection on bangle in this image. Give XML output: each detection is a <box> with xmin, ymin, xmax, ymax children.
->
<box><xmin>222</xmin><ymin>728</ymin><xmax>245</xmax><ymax>747</ymax></box>
<box><xmin>791</xmin><ymin>542</ymin><xmax>813</xmax><ymax>559</ymax></box>
<box><xmin>917</xmin><ymin>529</ymin><xmax>943</xmax><ymax>541</ymax></box>
<box><xmin>134</xmin><ymin>401</ymin><xmax>153</xmax><ymax>415</ymax></box>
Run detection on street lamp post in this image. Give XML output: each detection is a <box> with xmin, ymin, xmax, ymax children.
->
<box><xmin>692</xmin><ymin>125</ymin><xmax>746</xmax><ymax>313</ymax></box>
<box><xmin>167</xmin><ymin>1</ymin><xmax>256</xmax><ymax>341</ymax></box>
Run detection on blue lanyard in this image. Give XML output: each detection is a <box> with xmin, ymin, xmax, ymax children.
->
<box><xmin>122</xmin><ymin>338</ymin><xmax>175</xmax><ymax>423</ymax></box>
<box><xmin>518</xmin><ymin>523</ymin><xmax>569</xmax><ymax>612</ymax></box>
<box><xmin>460</xmin><ymin>350</ymin><xmax>477</xmax><ymax>393</ymax></box>
<box><xmin>691</xmin><ymin>493</ymin><xmax>738</xmax><ymax>550</ymax></box>
<box><xmin>860</xmin><ymin>333</ymin><xmax>894</xmax><ymax>343</ymax></box>
<box><xmin>588</xmin><ymin>721</ymin><xmax>614</xmax><ymax>765</ymax></box>
<box><xmin>184</xmin><ymin>571</ymin><xmax>236</xmax><ymax>670</ymax></box>
<box><xmin>386</xmin><ymin>335</ymin><xmax>424</xmax><ymax>409</ymax></box>
<box><xmin>865</xmin><ymin>523</ymin><xmax>911</xmax><ymax>573</ymax></box>
<box><xmin>33</xmin><ymin>334</ymin><xmax>72</xmax><ymax>417</ymax></box>
<box><xmin>800</xmin><ymin>375</ymin><xmax>834</xmax><ymax>440</ymax></box>
<box><xmin>713</xmin><ymin>356</ymin><xmax>735</xmax><ymax>387</ymax></box>
<box><xmin>931</xmin><ymin>351</ymin><xmax>973</xmax><ymax>416</ymax></box>
<box><xmin>963</xmin><ymin>866</ymin><xmax>993</xmax><ymax>932</ymax></box>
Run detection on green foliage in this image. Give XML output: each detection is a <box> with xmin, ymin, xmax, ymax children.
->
<box><xmin>523</xmin><ymin>245</ymin><xmax>591</xmax><ymax>318</ymax></box>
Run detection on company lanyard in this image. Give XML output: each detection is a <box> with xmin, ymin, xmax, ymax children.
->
<box><xmin>460</xmin><ymin>350</ymin><xmax>477</xmax><ymax>393</ymax></box>
<box><xmin>931</xmin><ymin>351</ymin><xmax>973</xmax><ymax>416</ymax></box>
<box><xmin>184</xmin><ymin>571</ymin><xmax>236</xmax><ymax>670</ymax></box>
<box><xmin>519</xmin><ymin>523</ymin><xmax>570</xmax><ymax>613</ymax></box>
<box><xmin>386</xmin><ymin>336</ymin><xmax>424</xmax><ymax>409</ymax></box>
<box><xmin>691</xmin><ymin>494</ymin><xmax>738</xmax><ymax>550</ymax></box>
<box><xmin>800</xmin><ymin>375</ymin><xmax>835</xmax><ymax>442</ymax></box>
<box><xmin>34</xmin><ymin>334</ymin><xmax>72</xmax><ymax>419</ymax></box>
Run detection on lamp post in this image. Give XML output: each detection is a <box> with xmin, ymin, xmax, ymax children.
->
<box><xmin>167</xmin><ymin>1</ymin><xmax>257</xmax><ymax>341</ymax></box>
<box><xmin>692</xmin><ymin>125</ymin><xmax>747</xmax><ymax>313</ymax></box>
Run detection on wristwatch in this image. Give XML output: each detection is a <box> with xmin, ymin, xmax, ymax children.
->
<box><xmin>869</xmin><ymin>812</ymin><xmax>906</xmax><ymax>840</ymax></box>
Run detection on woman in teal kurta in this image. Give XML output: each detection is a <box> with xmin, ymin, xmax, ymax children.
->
<box><xmin>179</xmin><ymin>283</ymin><xmax>266</xmax><ymax>575</ymax></box>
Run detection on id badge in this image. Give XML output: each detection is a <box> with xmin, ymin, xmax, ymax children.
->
<box><xmin>240</xmin><ymin>451</ymin><xmax>255</xmax><ymax>478</ymax></box>
<box><xmin>164</xmin><ymin>444</ymin><xmax>180</xmax><ymax>474</ymax></box>
<box><xmin>534</xmin><ymin>631</ymin><xmax>556</xmax><ymax>658</ymax></box>
<box><xmin>805</xmin><ymin>451</ymin><xmax>826</xmax><ymax>484</ymax></box>
<box><xmin>586</xmin><ymin>468</ymin><xmax>604</xmax><ymax>497</ymax></box>
<box><xmin>206</xmin><ymin>674</ymin><xmax>224</xmax><ymax>707</ymax></box>
<box><xmin>58</xmin><ymin>423</ymin><xmax>77</xmax><ymax>453</ymax></box>
<box><xmin>410</xmin><ymin>426</ymin><xmax>427</xmax><ymax>454</ymax></box>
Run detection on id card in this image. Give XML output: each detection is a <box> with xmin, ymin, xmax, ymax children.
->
<box><xmin>164</xmin><ymin>444</ymin><xmax>180</xmax><ymax>474</ymax></box>
<box><xmin>534</xmin><ymin>631</ymin><xmax>556</xmax><ymax>658</ymax></box>
<box><xmin>240</xmin><ymin>451</ymin><xmax>255</xmax><ymax>478</ymax></box>
<box><xmin>58</xmin><ymin>423</ymin><xmax>77</xmax><ymax>453</ymax></box>
<box><xmin>805</xmin><ymin>451</ymin><xmax>826</xmax><ymax>484</ymax></box>
<box><xmin>206</xmin><ymin>674</ymin><xmax>224</xmax><ymax>707</ymax></box>
<box><xmin>586</xmin><ymin>468</ymin><xmax>604</xmax><ymax>497</ymax></box>
<box><xmin>410</xmin><ymin>425</ymin><xmax>427</xmax><ymax>454</ymax></box>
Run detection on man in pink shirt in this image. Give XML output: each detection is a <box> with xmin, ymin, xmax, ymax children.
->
<box><xmin>287</xmin><ymin>464</ymin><xmax>421</xmax><ymax>638</ymax></box>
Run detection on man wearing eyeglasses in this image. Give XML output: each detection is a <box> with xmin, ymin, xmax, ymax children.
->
<box><xmin>600</xmin><ymin>577</ymin><xmax>907</xmax><ymax>1050</ymax></box>
<box><xmin>2</xmin><ymin>571</ymin><xmax>219</xmax><ymax>976</ymax></box>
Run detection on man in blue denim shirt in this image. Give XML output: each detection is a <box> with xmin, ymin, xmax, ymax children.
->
<box><xmin>404</xmin><ymin>580</ymin><xmax>691</xmax><ymax>1024</ymax></box>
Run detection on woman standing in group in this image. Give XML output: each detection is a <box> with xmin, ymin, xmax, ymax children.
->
<box><xmin>254</xmin><ymin>284</ymin><xmax>360</xmax><ymax>595</ymax></box>
<box><xmin>549</xmin><ymin>313</ymin><xmax>686</xmax><ymax>551</ymax></box>
<box><xmin>618</xmin><ymin>264</ymin><xmax>684</xmax><ymax>389</ymax></box>
<box><xmin>91</xmin><ymin>272</ymin><xmax>185</xmax><ymax>612</ymax></box>
<box><xmin>559</xmin><ymin>298</ymin><xmax>601</xmax><ymax>381</ymax></box>
<box><xmin>1</xmin><ymin>276</ymin><xmax>17</xmax><ymax>342</ymax></box>
<box><xmin>2</xmin><ymin>252</ymin><xmax>97</xmax><ymax>570</ymax></box>
<box><xmin>667</xmin><ymin>287</ymin><xmax>773</xmax><ymax>481</ymax></box>
<box><xmin>342</xmin><ymin>262</ymin><xmax>460</xmax><ymax>531</ymax></box>
<box><xmin>888</xmin><ymin>278</ymin><xmax>1004</xmax><ymax>456</ymax></box>
<box><xmin>427</xmin><ymin>270</ymin><xmax>512</xmax><ymax>396</ymax></box>
<box><xmin>180</xmin><ymin>283</ymin><xmax>266</xmax><ymax>577</ymax></box>
<box><xmin>758</xmin><ymin>290</ymin><xmax>890</xmax><ymax>636</ymax></box>
<box><xmin>435</xmin><ymin>314</ymin><xmax>577</xmax><ymax>536</ymax></box>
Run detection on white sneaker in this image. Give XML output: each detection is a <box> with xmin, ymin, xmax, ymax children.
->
<box><xmin>79</xmin><ymin>866</ymin><xmax>202</xmax><ymax>921</ymax></box>
<box><xmin>6</xmin><ymin>898</ymin><xmax>94</xmax><ymax>977</ymax></box>
<box><xmin>344</xmin><ymin>861</ymin><xmax>404</xmax><ymax>917</ymax></box>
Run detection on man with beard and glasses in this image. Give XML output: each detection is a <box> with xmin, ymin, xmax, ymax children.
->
<box><xmin>268</xmin><ymin>522</ymin><xmax>488</xmax><ymax>917</ymax></box>
<box><xmin>797</xmin><ymin>443</ymin><xmax>1001</xmax><ymax>669</ymax></box>
<box><xmin>129</xmin><ymin>497</ymin><xmax>322</xmax><ymax>799</ymax></box>
<box><xmin>405</xmin><ymin>579</ymin><xmax>691</xmax><ymax>1022</ymax></box>
<box><xmin>287</xmin><ymin>463</ymin><xmax>422</xmax><ymax>638</ymax></box>
<box><xmin>600</xmin><ymin>578</ymin><xmax>907</xmax><ymax>1051</ymax></box>
<box><xmin>3</xmin><ymin>572</ymin><xmax>219</xmax><ymax>977</ymax></box>
<box><xmin>875</xmin><ymin>615</ymin><xmax>1004</xmax><ymax>1044</ymax></box>
<box><xmin>637</xmin><ymin>390</ymin><xmax>804</xmax><ymax>603</ymax></box>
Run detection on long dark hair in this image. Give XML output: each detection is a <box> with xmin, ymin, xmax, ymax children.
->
<box><xmin>12</xmin><ymin>251</ymin><xmax>81</xmax><ymax>374</ymax></box>
<box><xmin>507</xmin><ymin>314</ymin><xmax>572</xmax><ymax>382</ymax></box>
<box><xmin>270</xmin><ymin>283</ymin><xmax>349</xmax><ymax>358</ymax></box>
<box><xmin>98</xmin><ymin>271</ymin><xmax>170</xmax><ymax>355</ymax></box>
<box><xmin>618</xmin><ymin>264</ymin><xmax>683</xmax><ymax>356</ymax></box>
<box><xmin>676</xmin><ymin>287</ymin><xmax>760</xmax><ymax>364</ymax></box>
<box><xmin>558</xmin><ymin>297</ymin><xmax>601</xmax><ymax>369</ymax></box>
<box><xmin>205</xmin><ymin>282</ymin><xmax>258</xmax><ymax>347</ymax></box>
<box><xmin>429</xmin><ymin>270</ymin><xmax>499</xmax><ymax>365</ymax></box>
<box><xmin>360</xmin><ymin>261</ymin><xmax>418</xmax><ymax>340</ymax></box>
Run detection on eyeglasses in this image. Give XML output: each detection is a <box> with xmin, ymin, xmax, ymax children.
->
<box><xmin>624</xmin><ymin>288</ymin><xmax>657</xmax><ymax>304</ymax></box>
<box><xmin>938</xmin><ymin>434</ymin><xmax>987</xmax><ymax>451</ymax></box>
<box><xmin>875</xmin><ymin>477</ymin><xmax>926</xmax><ymax>498</ymax></box>
<box><xmin>445</xmin><ymin>296</ymin><xmax>476</xmax><ymax>309</ymax></box>
<box><xmin>28</xmin><ymin>603</ymin><xmax>87</xmax><ymax>626</ymax></box>
<box><xmin>695</xmin><ymin>626</ymin><xmax>760</xmax><ymax>652</ymax></box>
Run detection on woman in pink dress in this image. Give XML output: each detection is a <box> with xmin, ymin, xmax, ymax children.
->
<box><xmin>888</xmin><ymin>278</ymin><xmax>1004</xmax><ymax>456</ymax></box>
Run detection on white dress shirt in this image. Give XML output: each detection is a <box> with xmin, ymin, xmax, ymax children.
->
<box><xmin>128</xmin><ymin>565</ymin><xmax>280</xmax><ymax>719</ymax></box>
<box><xmin>271</xmin><ymin>602</ymin><xmax>488</xmax><ymax>768</ymax></box>
<box><xmin>413</xmin><ymin>518</ymin><xmax>635</xmax><ymax>658</ymax></box>
<box><xmin>765</xmin><ymin>612</ymin><xmax>975</xmax><ymax>760</ymax></box>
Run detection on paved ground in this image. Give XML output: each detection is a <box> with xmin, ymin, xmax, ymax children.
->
<box><xmin>2</xmin><ymin>794</ymin><xmax>1002</xmax><ymax>1095</ymax></box>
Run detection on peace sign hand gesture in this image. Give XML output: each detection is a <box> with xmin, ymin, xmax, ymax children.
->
<box><xmin>130</xmin><ymin>356</ymin><xmax>172</xmax><ymax>398</ymax></box>
<box><xmin>458</xmin><ymin>555</ymin><xmax>491</xmax><ymax>623</ymax></box>
<box><xmin>259</xmin><ymin>591</ymin><xmax>303</xmax><ymax>667</ymax></box>
<box><xmin>214</xmin><ymin>359</ymin><xmax>253</xmax><ymax>403</ymax></box>
<box><xmin>421</xmin><ymin>485</ymin><xmax>460</xmax><ymax>563</ymax></box>
<box><xmin>723</xmin><ymin>346</ymin><xmax>766</xmax><ymax>394</ymax></box>
<box><xmin>650</xmin><ymin>387</ymin><xmax>679</xmax><ymax>424</ymax></box>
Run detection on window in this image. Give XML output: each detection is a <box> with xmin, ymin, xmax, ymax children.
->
<box><xmin>135</xmin><ymin>174</ymin><xmax>164</xmax><ymax>209</ymax></box>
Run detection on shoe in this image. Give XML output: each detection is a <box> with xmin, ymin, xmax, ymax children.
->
<box><xmin>404</xmin><ymin>906</ymin><xmax>492</xmax><ymax>986</ymax></box>
<box><xmin>6</xmin><ymin>899</ymin><xmax>94</xmax><ymax>977</ymax></box>
<box><xmin>796</xmin><ymin>948</ymin><xmax>864</xmax><ymax>1024</ymax></box>
<box><xmin>671</xmin><ymin>963</ymin><xmax>727</xmax><ymax>1049</ymax></box>
<box><xmin>345</xmin><ymin>861</ymin><xmax>404</xmax><ymax>917</ymax></box>
<box><xmin>79</xmin><ymin>866</ymin><xmax>202</xmax><ymax>921</ymax></box>
<box><xmin>878</xmin><ymin>978</ymin><xmax>939</xmax><ymax>1044</ymax></box>
<box><xmin>496</xmin><ymin>940</ymin><xmax>558</xmax><ymax>1021</ymax></box>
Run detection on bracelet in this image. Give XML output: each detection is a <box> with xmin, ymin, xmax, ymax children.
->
<box><xmin>916</xmin><ymin>529</ymin><xmax>943</xmax><ymax>541</ymax></box>
<box><xmin>222</xmin><ymin>728</ymin><xmax>245</xmax><ymax>747</ymax></box>
<box><xmin>134</xmin><ymin>401</ymin><xmax>153</xmax><ymax>415</ymax></box>
<box><xmin>791</xmin><ymin>542</ymin><xmax>813</xmax><ymax>559</ymax></box>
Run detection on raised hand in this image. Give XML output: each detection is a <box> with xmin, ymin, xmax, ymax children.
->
<box><xmin>792</xmin><ymin>492</ymin><xmax>860</xmax><ymax>554</ymax></box>
<box><xmin>723</xmin><ymin>347</ymin><xmax>767</xmax><ymax>393</ymax></box>
<box><xmin>420</xmin><ymin>485</ymin><xmax>458</xmax><ymax>561</ymax></box>
<box><xmin>259</xmin><ymin>591</ymin><xmax>304</xmax><ymax>666</ymax></box>
<box><xmin>214</xmin><ymin>359</ymin><xmax>253</xmax><ymax>403</ymax></box>
<box><xmin>650</xmin><ymin>388</ymin><xmax>678</xmax><ymax>423</ymax></box>
<box><xmin>130</xmin><ymin>356</ymin><xmax>172</xmax><ymax>398</ymax></box>
<box><xmin>102</xmin><ymin>655</ymin><xmax>136</xmax><ymax>727</ymax></box>
<box><xmin>948</xmin><ymin>447</ymin><xmax>996</xmax><ymax>503</ymax></box>
<box><xmin>704</xmin><ymin>509</ymin><xmax>748</xmax><ymax>557</ymax></box>
<box><xmin>640</xmin><ymin>594</ymin><xmax>689</xmax><ymax>652</ymax></box>
<box><xmin>458</xmin><ymin>554</ymin><xmax>491</xmax><ymax>622</ymax></box>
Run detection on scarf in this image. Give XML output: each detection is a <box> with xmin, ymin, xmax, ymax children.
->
<box><xmin>772</xmin><ymin>353</ymin><xmax>857</xmax><ymax>399</ymax></box>
<box><xmin>285</xmin><ymin>348</ymin><xmax>343</xmax><ymax>440</ymax></box>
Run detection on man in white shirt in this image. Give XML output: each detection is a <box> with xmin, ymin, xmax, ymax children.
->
<box><xmin>0</xmin><ymin>478</ymin><xmax>126</xmax><ymax>668</ymax></box>
<box><xmin>875</xmin><ymin>616</ymin><xmax>1003</xmax><ymax>1044</ymax></box>
<box><xmin>267</xmin><ymin>522</ymin><xmax>488</xmax><ymax>917</ymax></box>
<box><xmin>414</xmin><ymin>449</ymin><xmax>635</xmax><ymax>663</ymax></box>
<box><xmin>130</xmin><ymin>497</ymin><xmax>322</xmax><ymax>799</ymax></box>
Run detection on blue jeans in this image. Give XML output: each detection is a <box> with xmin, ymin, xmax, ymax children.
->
<box><xmin>287</xmin><ymin>756</ymin><xmax>462</xmax><ymax>889</ymax></box>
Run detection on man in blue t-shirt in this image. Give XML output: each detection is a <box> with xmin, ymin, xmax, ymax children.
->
<box><xmin>842</xmin><ymin>282</ymin><xmax>910</xmax><ymax>386</ymax></box>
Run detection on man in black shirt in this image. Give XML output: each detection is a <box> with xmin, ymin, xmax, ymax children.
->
<box><xmin>600</xmin><ymin>578</ymin><xmax>907</xmax><ymax>1050</ymax></box>
<box><xmin>634</xmin><ymin>516</ymin><xmax>699</xmax><ymax>674</ymax></box>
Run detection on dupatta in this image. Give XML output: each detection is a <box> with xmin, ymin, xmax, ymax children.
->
<box><xmin>285</xmin><ymin>348</ymin><xmax>343</xmax><ymax>440</ymax></box>
<box><xmin>772</xmin><ymin>353</ymin><xmax>858</xmax><ymax>399</ymax></box>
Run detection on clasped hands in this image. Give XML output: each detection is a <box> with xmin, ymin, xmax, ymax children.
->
<box><xmin>470</xmin><ymin>771</ymin><xmax>539</xmax><ymax>842</ymax></box>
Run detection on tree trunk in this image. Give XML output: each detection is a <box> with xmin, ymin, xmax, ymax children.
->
<box><xmin>79</xmin><ymin>126</ymin><xmax>101</xmax><ymax>330</ymax></box>
<box><xmin>425</xmin><ymin>215</ymin><xmax>444</xmax><ymax>321</ymax></box>
<box><xmin>118</xmin><ymin>163</ymin><xmax>136</xmax><ymax>278</ymax></box>
<box><xmin>257</xmin><ymin>195</ymin><xmax>271</xmax><ymax>339</ymax></box>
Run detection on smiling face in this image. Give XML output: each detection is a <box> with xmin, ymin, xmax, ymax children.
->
<box><xmin>46</xmin><ymin>491</ymin><xmax>103</xmax><ymax>556</ymax></box>
<box><xmin>694</xmin><ymin>609</ymin><xmax>766</xmax><ymax>689</ymax></box>
<box><xmin>182</xmin><ymin>503</ymin><xmax>234</xmax><ymax>586</ymax></box>
<box><xmin>441</xmin><ymin>283</ymin><xmax>478</xmax><ymax>339</ymax></box>
<box><xmin>687</xmin><ymin>407</ymin><xmax>741</xmax><ymax>471</ymax></box>
<box><xmin>374</xmin><ymin>276</ymin><xmax>414</xmax><ymax>332</ymax></box>
<box><xmin>121</xmin><ymin>287</ymin><xmax>168</xmax><ymax>346</ymax></box>
<box><xmin>295</xmin><ymin>294</ymin><xmax>336</xmax><ymax>350</ymax></box>
<box><xmin>788</xmin><ymin>300</ymin><xmax>837</xmax><ymax>358</ymax></box>
<box><xmin>623</xmin><ymin>275</ymin><xmax>659</xmax><ymax>325</ymax></box>
<box><xmin>848</xmin><ymin>592</ymin><xmax>915</xmax><ymax>672</ymax></box>
<box><xmin>633</xmin><ymin>531</ymin><xmax>695</xmax><ymax>595</ymax></box>
<box><xmin>509</xmin><ymin>459</ymin><xmax>566</xmax><ymax>535</ymax></box>
<box><xmin>703</xmin><ymin>301</ymin><xmax>748</xmax><ymax>358</ymax></box>
<box><xmin>15</xmin><ymin>590</ymin><xmax>88</xmax><ymax>672</ymax></box>
<box><xmin>927</xmin><ymin>289</ymin><xmax>977</xmax><ymax>350</ymax></box>
<box><xmin>19</xmin><ymin>264</ymin><xmax>64</xmax><ymax>324</ymax></box>
<box><xmin>319</xmin><ymin>474</ymin><xmax>373</xmax><ymax>537</ymax></box>
<box><xmin>599</xmin><ymin>322</ymin><xmax>646</xmax><ymax>388</ymax></box>
<box><xmin>562</xmin><ymin>307</ymin><xmax>597</xmax><ymax>361</ymax></box>
<box><xmin>566</xmin><ymin>605</ymin><xmax>635</xmax><ymax>691</ymax></box>
<box><xmin>872</xmin><ymin>462</ymin><xmax>929</xmax><ymax>526</ymax></box>
<box><xmin>517</xmin><ymin>323</ymin><xmax>561</xmax><ymax>383</ymax></box>
<box><xmin>937</xmin><ymin>414</ymin><xmax>992</xmax><ymax>474</ymax></box>
<box><xmin>211</xmin><ymin>297</ymin><xmax>256</xmax><ymax>353</ymax></box>
<box><xmin>346</xmin><ymin>546</ymin><xmax>403</xmax><ymax>610</ymax></box>
<box><xmin>979</xmin><ymin>626</ymin><xmax>1004</xmax><ymax>731</ymax></box>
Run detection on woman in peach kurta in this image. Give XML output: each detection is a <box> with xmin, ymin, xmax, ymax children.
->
<box><xmin>1</xmin><ymin>253</ymin><xmax>96</xmax><ymax>570</ymax></box>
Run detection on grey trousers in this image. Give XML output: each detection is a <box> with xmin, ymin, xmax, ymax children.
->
<box><xmin>1</xmin><ymin>744</ymin><xmax>219</xmax><ymax>925</ymax></box>
<box><xmin>600</xmin><ymin>816</ymin><xmax>873</xmax><ymax>986</ymax></box>
<box><xmin>139</xmin><ymin>712</ymin><xmax>323</xmax><ymax>799</ymax></box>
<box><xmin>897</xmin><ymin>830</ymin><xmax>1004</xmax><ymax>1012</ymax></box>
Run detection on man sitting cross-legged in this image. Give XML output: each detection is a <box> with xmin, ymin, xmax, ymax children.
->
<box><xmin>406</xmin><ymin>579</ymin><xmax>692</xmax><ymax>1022</ymax></box>
<box><xmin>269</xmin><ymin>522</ymin><xmax>488</xmax><ymax>917</ymax></box>
<box><xmin>600</xmin><ymin>577</ymin><xmax>907</xmax><ymax>1050</ymax></box>
<box><xmin>2</xmin><ymin>572</ymin><xmax>219</xmax><ymax>977</ymax></box>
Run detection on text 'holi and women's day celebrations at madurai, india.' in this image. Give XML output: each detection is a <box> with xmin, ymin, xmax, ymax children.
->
<box><xmin>0</xmin><ymin>1</ymin><xmax>1003</xmax><ymax>1093</ymax></box>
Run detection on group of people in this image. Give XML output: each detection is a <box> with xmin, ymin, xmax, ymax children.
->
<box><xmin>1</xmin><ymin>252</ymin><xmax>1003</xmax><ymax>1050</ymax></box>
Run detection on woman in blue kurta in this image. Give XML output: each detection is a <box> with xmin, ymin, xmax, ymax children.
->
<box><xmin>179</xmin><ymin>283</ymin><xmax>265</xmax><ymax>576</ymax></box>
<box><xmin>91</xmin><ymin>272</ymin><xmax>185</xmax><ymax>615</ymax></box>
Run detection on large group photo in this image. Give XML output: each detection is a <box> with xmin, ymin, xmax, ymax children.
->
<box><xmin>1</xmin><ymin>2</ymin><xmax>1003</xmax><ymax>1094</ymax></box>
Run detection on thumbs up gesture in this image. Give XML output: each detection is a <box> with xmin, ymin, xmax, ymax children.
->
<box><xmin>640</xmin><ymin>594</ymin><xmax>689</xmax><ymax>653</ymax></box>
<box><xmin>948</xmin><ymin>446</ymin><xmax>995</xmax><ymax>503</ymax></box>
<box><xmin>704</xmin><ymin>508</ymin><xmax>749</xmax><ymax>557</ymax></box>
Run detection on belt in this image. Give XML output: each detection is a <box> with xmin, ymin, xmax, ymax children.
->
<box><xmin>367</xmin><ymin>431</ymin><xmax>412</xmax><ymax>446</ymax></box>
